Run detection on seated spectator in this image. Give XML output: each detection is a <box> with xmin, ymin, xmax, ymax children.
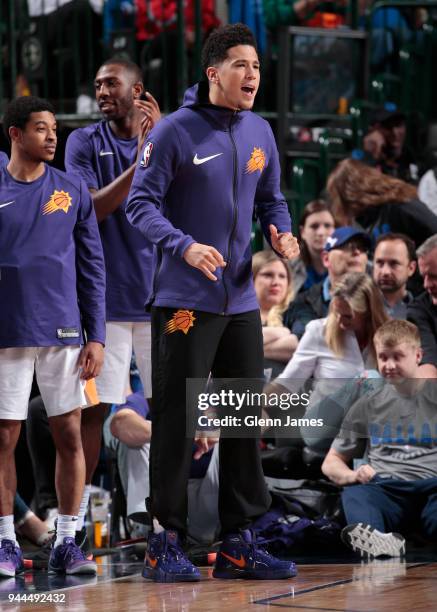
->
<box><xmin>327</xmin><ymin>158</ymin><xmax>437</xmax><ymax>246</ymax></box>
<box><xmin>355</xmin><ymin>106</ymin><xmax>419</xmax><ymax>184</ymax></box>
<box><xmin>263</xmin><ymin>0</ymin><xmax>346</xmax><ymax>29</ymax></box>
<box><xmin>104</xmin><ymin>391</ymin><xmax>220</xmax><ymax>544</ymax></box>
<box><xmin>407</xmin><ymin>234</ymin><xmax>437</xmax><ymax>378</ymax></box>
<box><xmin>322</xmin><ymin>320</ymin><xmax>437</xmax><ymax>558</ymax></box>
<box><xmin>274</xmin><ymin>272</ymin><xmax>388</xmax><ymax>414</ymax></box>
<box><xmin>284</xmin><ymin>227</ymin><xmax>370</xmax><ymax>340</ymax></box>
<box><xmin>372</xmin><ymin>233</ymin><xmax>416</xmax><ymax>318</ymax></box>
<box><xmin>252</xmin><ymin>250</ymin><xmax>297</xmax><ymax>374</ymax></box>
<box><xmin>292</xmin><ymin>200</ymin><xmax>335</xmax><ymax>294</ymax></box>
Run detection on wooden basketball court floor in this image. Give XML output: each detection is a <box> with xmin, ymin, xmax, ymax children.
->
<box><xmin>1</xmin><ymin>552</ymin><xmax>436</xmax><ymax>611</ymax></box>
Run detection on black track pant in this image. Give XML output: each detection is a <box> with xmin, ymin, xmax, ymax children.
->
<box><xmin>150</xmin><ymin>307</ymin><xmax>271</xmax><ymax>535</ymax></box>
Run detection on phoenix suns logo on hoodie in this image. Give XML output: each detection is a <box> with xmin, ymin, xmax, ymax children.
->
<box><xmin>245</xmin><ymin>147</ymin><xmax>266</xmax><ymax>174</ymax></box>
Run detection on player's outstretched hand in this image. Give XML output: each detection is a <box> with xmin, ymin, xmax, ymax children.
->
<box><xmin>269</xmin><ymin>225</ymin><xmax>300</xmax><ymax>260</ymax></box>
<box><xmin>183</xmin><ymin>243</ymin><xmax>226</xmax><ymax>281</ymax></box>
<box><xmin>78</xmin><ymin>341</ymin><xmax>104</xmax><ymax>380</ymax></box>
<box><xmin>193</xmin><ymin>435</ymin><xmax>219</xmax><ymax>460</ymax></box>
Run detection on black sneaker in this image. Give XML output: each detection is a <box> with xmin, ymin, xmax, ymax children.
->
<box><xmin>23</xmin><ymin>531</ymin><xmax>55</xmax><ymax>568</ymax></box>
<box><xmin>75</xmin><ymin>526</ymin><xmax>90</xmax><ymax>553</ymax></box>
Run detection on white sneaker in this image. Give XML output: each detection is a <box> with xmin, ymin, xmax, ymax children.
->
<box><xmin>341</xmin><ymin>523</ymin><xmax>406</xmax><ymax>558</ymax></box>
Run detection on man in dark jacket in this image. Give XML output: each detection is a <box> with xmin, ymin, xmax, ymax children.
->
<box><xmin>407</xmin><ymin>234</ymin><xmax>437</xmax><ymax>377</ymax></box>
<box><xmin>127</xmin><ymin>23</ymin><xmax>299</xmax><ymax>582</ymax></box>
<box><xmin>284</xmin><ymin>227</ymin><xmax>370</xmax><ymax>338</ymax></box>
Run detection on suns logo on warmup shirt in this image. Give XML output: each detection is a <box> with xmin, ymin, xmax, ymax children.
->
<box><xmin>42</xmin><ymin>190</ymin><xmax>73</xmax><ymax>215</ymax></box>
<box><xmin>140</xmin><ymin>142</ymin><xmax>153</xmax><ymax>168</ymax></box>
<box><xmin>165</xmin><ymin>310</ymin><xmax>196</xmax><ymax>335</ymax></box>
<box><xmin>245</xmin><ymin>147</ymin><xmax>266</xmax><ymax>174</ymax></box>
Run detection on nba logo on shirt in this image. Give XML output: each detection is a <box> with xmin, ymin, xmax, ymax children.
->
<box><xmin>140</xmin><ymin>142</ymin><xmax>153</xmax><ymax>168</ymax></box>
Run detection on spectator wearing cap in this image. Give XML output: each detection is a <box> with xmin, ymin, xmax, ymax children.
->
<box><xmin>407</xmin><ymin>234</ymin><xmax>437</xmax><ymax>378</ymax></box>
<box><xmin>284</xmin><ymin>227</ymin><xmax>370</xmax><ymax>339</ymax></box>
<box><xmin>354</xmin><ymin>105</ymin><xmax>419</xmax><ymax>184</ymax></box>
<box><xmin>372</xmin><ymin>233</ymin><xmax>416</xmax><ymax>319</ymax></box>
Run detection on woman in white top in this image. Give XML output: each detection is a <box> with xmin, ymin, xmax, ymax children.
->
<box><xmin>275</xmin><ymin>272</ymin><xmax>389</xmax><ymax>408</ymax></box>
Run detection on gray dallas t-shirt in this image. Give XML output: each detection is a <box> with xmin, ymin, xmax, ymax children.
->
<box><xmin>332</xmin><ymin>380</ymin><xmax>437</xmax><ymax>481</ymax></box>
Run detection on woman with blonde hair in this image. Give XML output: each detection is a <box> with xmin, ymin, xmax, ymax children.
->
<box><xmin>327</xmin><ymin>158</ymin><xmax>437</xmax><ymax>246</ymax></box>
<box><xmin>252</xmin><ymin>250</ymin><xmax>298</xmax><ymax>371</ymax></box>
<box><xmin>274</xmin><ymin>272</ymin><xmax>389</xmax><ymax>409</ymax></box>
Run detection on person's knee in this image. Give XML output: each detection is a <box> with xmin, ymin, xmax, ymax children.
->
<box><xmin>50</xmin><ymin>412</ymin><xmax>83</xmax><ymax>455</ymax></box>
<box><xmin>341</xmin><ymin>484</ymin><xmax>369</xmax><ymax>505</ymax></box>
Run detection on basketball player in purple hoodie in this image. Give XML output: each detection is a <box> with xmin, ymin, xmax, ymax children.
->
<box><xmin>127</xmin><ymin>24</ymin><xmax>300</xmax><ymax>582</ymax></box>
<box><xmin>0</xmin><ymin>96</ymin><xmax>105</xmax><ymax>577</ymax></box>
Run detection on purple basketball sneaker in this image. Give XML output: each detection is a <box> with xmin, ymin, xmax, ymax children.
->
<box><xmin>48</xmin><ymin>537</ymin><xmax>97</xmax><ymax>575</ymax></box>
<box><xmin>213</xmin><ymin>529</ymin><xmax>297</xmax><ymax>580</ymax></box>
<box><xmin>142</xmin><ymin>530</ymin><xmax>201</xmax><ymax>583</ymax></box>
<box><xmin>0</xmin><ymin>539</ymin><xmax>24</xmax><ymax>578</ymax></box>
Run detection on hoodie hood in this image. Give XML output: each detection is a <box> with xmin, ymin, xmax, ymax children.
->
<box><xmin>182</xmin><ymin>81</ymin><xmax>209</xmax><ymax>107</ymax></box>
<box><xmin>182</xmin><ymin>82</ymin><xmax>248</xmax><ymax>130</ymax></box>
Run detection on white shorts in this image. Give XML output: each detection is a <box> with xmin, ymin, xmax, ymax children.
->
<box><xmin>0</xmin><ymin>346</ymin><xmax>95</xmax><ymax>420</ymax></box>
<box><xmin>95</xmin><ymin>321</ymin><xmax>152</xmax><ymax>404</ymax></box>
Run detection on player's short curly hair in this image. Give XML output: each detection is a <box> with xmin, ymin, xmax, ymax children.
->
<box><xmin>201</xmin><ymin>23</ymin><xmax>257</xmax><ymax>73</ymax></box>
<box><xmin>3</xmin><ymin>96</ymin><xmax>55</xmax><ymax>141</ymax></box>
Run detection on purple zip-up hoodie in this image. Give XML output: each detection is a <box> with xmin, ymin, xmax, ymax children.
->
<box><xmin>127</xmin><ymin>82</ymin><xmax>291</xmax><ymax>315</ymax></box>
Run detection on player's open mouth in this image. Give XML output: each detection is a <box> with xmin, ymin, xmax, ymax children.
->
<box><xmin>241</xmin><ymin>86</ymin><xmax>255</xmax><ymax>95</ymax></box>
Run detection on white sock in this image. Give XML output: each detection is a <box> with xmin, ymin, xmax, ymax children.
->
<box><xmin>76</xmin><ymin>485</ymin><xmax>91</xmax><ymax>531</ymax></box>
<box><xmin>55</xmin><ymin>515</ymin><xmax>78</xmax><ymax>546</ymax></box>
<box><xmin>0</xmin><ymin>515</ymin><xmax>17</xmax><ymax>545</ymax></box>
